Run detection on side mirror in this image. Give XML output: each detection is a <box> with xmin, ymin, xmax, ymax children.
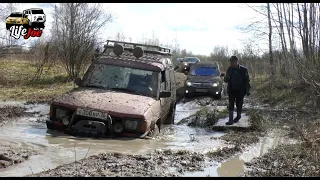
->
<box><xmin>220</xmin><ymin>73</ymin><xmax>225</xmax><ymax>77</ymax></box>
<box><xmin>74</xmin><ymin>78</ymin><xmax>82</xmax><ymax>86</ymax></box>
<box><xmin>159</xmin><ymin>91</ymin><xmax>171</xmax><ymax>98</ymax></box>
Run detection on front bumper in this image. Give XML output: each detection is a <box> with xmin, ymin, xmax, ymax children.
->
<box><xmin>46</xmin><ymin>118</ymin><xmax>146</xmax><ymax>138</ymax></box>
<box><xmin>33</xmin><ymin>20</ymin><xmax>45</xmax><ymax>23</ymax></box>
<box><xmin>185</xmin><ymin>85</ymin><xmax>221</xmax><ymax>96</ymax></box>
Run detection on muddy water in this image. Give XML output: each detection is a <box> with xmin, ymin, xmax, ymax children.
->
<box><xmin>0</xmin><ymin>100</ymin><xmax>226</xmax><ymax>177</ymax></box>
<box><xmin>182</xmin><ymin>131</ymin><xmax>293</xmax><ymax>177</ymax></box>
<box><xmin>0</xmin><ymin>99</ymin><xmax>289</xmax><ymax>177</ymax></box>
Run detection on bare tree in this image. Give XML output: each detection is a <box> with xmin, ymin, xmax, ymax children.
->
<box><xmin>30</xmin><ymin>38</ymin><xmax>51</xmax><ymax>81</ymax></box>
<box><xmin>51</xmin><ymin>3</ymin><xmax>113</xmax><ymax>80</ymax></box>
<box><xmin>267</xmin><ymin>3</ymin><xmax>275</xmax><ymax>82</ymax></box>
<box><xmin>115</xmin><ymin>32</ymin><xmax>126</xmax><ymax>41</ymax></box>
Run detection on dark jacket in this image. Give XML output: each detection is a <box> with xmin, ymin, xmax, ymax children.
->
<box><xmin>224</xmin><ymin>65</ymin><xmax>251</xmax><ymax>95</ymax></box>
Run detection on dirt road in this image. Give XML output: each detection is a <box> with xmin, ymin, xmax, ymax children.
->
<box><xmin>0</xmin><ymin>94</ymin><xmax>290</xmax><ymax>177</ymax></box>
<box><xmin>0</xmin><ymin>73</ymin><xmax>316</xmax><ymax>177</ymax></box>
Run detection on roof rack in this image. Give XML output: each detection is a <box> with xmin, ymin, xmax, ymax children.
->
<box><xmin>103</xmin><ymin>40</ymin><xmax>171</xmax><ymax>56</ymax></box>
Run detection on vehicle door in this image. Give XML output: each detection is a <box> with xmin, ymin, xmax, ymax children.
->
<box><xmin>159</xmin><ymin>70</ymin><xmax>171</xmax><ymax>120</ymax></box>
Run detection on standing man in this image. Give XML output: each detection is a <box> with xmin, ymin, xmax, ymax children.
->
<box><xmin>224</xmin><ymin>56</ymin><xmax>251</xmax><ymax>125</ymax></box>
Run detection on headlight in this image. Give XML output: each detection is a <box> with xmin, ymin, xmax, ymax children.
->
<box><xmin>125</xmin><ymin>120</ymin><xmax>137</xmax><ymax>130</ymax></box>
<box><xmin>183</xmin><ymin>62</ymin><xmax>188</xmax><ymax>66</ymax></box>
<box><xmin>56</xmin><ymin>108</ymin><xmax>67</xmax><ymax>119</ymax></box>
<box><xmin>212</xmin><ymin>82</ymin><xmax>219</xmax><ymax>87</ymax></box>
<box><xmin>186</xmin><ymin>81</ymin><xmax>192</xmax><ymax>86</ymax></box>
<box><xmin>62</xmin><ymin>116</ymin><xmax>70</xmax><ymax>125</ymax></box>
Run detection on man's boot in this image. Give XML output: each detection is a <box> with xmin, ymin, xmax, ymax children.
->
<box><xmin>225</xmin><ymin>110</ymin><xmax>234</xmax><ymax>125</ymax></box>
<box><xmin>233</xmin><ymin>111</ymin><xmax>241</xmax><ymax>123</ymax></box>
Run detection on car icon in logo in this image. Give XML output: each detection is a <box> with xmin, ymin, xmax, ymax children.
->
<box><xmin>22</xmin><ymin>8</ymin><xmax>46</xmax><ymax>28</ymax></box>
<box><xmin>5</xmin><ymin>12</ymin><xmax>29</xmax><ymax>30</ymax></box>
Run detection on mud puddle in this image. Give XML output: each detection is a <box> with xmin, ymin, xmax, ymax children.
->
<box><xmin>0</xmin><ymin>99</ymin><xmax>227</xmax><ymax>177</ymax></box>
<box><xmin>182</xmin><ymin>131</ymin><xmax>295</xmax><ymax>177</ymax></box>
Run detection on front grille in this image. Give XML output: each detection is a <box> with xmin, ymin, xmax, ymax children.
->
<box><xmin>192</xmin><ymin>82</ymin><xmax>212</xmax><ymax>88</ymax></box>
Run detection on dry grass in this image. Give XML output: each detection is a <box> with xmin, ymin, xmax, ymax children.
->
<box><xmin>246</xmin><ymin>109</ymin><xmax>270</xmax><ymax>132</ymax></box>
<box><xmin>0</xmin><ymin>57</ymin><xmax>74</xmax><ymax>102</ymax></box>
<box><xmin>252</xmin><ymin>76</ymin><xmax>316</xmax><ymax>109</ymax></box>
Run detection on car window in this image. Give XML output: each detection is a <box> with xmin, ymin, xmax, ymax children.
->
<box><xmin>82</xmin><ymin>64</ymin><xmax>159</xmax><ymax>98</ymax></box>
<box><xmin>32</xmin><ymin>10</ymin><xmax>44</xmax><ymax>14</ymax></box>
<box><xmin>190</xmin><ymin>67</ymin><xmax>217</xmax><ymax>76</ymax></box>
<box><xmin>184</xmin><ymin>58</ymin><xmax>199</xmax><ymax>63</ymax></box>
<box><xmin>9</xmin><ymin>13</ymin><xmax>23</xmax><ymax>18</ymax></box>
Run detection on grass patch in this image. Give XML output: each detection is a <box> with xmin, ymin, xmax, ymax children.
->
<box><xmin>0</xmin><ymin>58</ymin><xmax>74</xmax><ymax>102</ymax></box>
<box><xmin>251</xmin><ymin>77</ymin><xmax>316</xmax><ymax>109</ymax></box>
<box><xmin>188</xmin><ymin>107</ymin><xmax>228</xmax><ymax>128</ymax></box>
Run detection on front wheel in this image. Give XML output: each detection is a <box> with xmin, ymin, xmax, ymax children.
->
<box><xmin>6</xmin><ymin>24</ymin><xmax>11</xmax><ymax>30</ymax></box>
<box><xmin>46</xmin><ymin>120</ymin><xmax>54</xmax><ymax>130</ymax></box>
<box><xmin>215</xmin><ymin>93</ymin><xmax>222</xmax><ymax>100</ymax></box>
<box><xmin>148</xmin><ymin>124</ymin><xmax>159</xmax><ymax>137</ymax></box>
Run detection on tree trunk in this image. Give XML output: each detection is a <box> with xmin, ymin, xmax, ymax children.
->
<box><xmin>267</xmin><ymin>3</ymin><xmax>274</xmax><ymax>98</ymax></box>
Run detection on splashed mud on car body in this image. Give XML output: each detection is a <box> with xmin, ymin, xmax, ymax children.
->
<box><xmin>53</xmin><ymin>89</ymin><xmax>158</xmax><ymax>118</ymax></box>
<box><xmin>46</xmin><ymin>40</ymin><xmax>177</xmax><ymax>139</ymax></box>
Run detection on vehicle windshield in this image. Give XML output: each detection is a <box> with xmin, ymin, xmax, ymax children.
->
<box><xmin>82</xmin><ymin>64</ymin><xmax>159</xmax><ymax>98</ymax></box>
<box><xmin>184</xmin><ymin>57</ymin><xmax>199</xmax><ymax>63</ymax></box>
<box><xmin>9</xmin><ymin>13</ymin><xmax>23</xmax><ymax>18</ymax></box>
<box><xmin>190</xmin><ymin>67</ymin><xmax>217</xmax><ymax>76</ymax></box>
<box><xmin>31</xmin><ymin>10</ymin><xmax>44</xmax><ymax>14</ymax></box>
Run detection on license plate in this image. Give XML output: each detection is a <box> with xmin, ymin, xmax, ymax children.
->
<box><xmin>196</xmin><ymin>89</ymin><xmax>208</xmax><ymax>92</ymax></box>
<box><xmin>76</xmin><ymin>108</ymin><xmax>108</xmax><ymax>120</ymax></box>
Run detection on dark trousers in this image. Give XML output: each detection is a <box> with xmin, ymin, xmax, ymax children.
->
<box><xmin>228</xmin><ymin>91</ymin><xmax>245</xmax><ymax>113</ymax></box>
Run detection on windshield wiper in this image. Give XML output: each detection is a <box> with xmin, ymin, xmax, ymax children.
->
<box><xmin>84</xmin><ymin>85</ymin><xmax>106</xmax><ymax>89</ymax></box>
<box><xmin>110</xmin><ymin>87</ymin><xmax>136</xmax><ymax>93</ymax></box>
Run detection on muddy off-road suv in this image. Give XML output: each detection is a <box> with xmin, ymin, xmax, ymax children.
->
<box><xmin>46</xmin><ymin>40</ymin><xmax>177</xmax><ymax>138</ymax></box>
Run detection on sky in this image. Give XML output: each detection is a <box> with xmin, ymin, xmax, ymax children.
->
<box><xmin>4</xmin><ymin>3</ymin><xmax>266</xmax><ymax>56</ymax></box>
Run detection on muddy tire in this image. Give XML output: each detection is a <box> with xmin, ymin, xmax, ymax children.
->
<box><xmin>185</xmin><ymin>93</ymin><xmax>192</xmax><ymax>98</ymax></box>
<box><xmin>6</xmin><ymin>24</ymin><xmax>11</xmax><ymax>30</ymax></box>
<box><xmin>148</xmin><ymin>124</ymin><xmax>160</xmax><ymax>137</ymax></box>
<box><xmin>46</xmin><ymin>120</ymin><xmax>54</xmax><ymax>130</ymax></box>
